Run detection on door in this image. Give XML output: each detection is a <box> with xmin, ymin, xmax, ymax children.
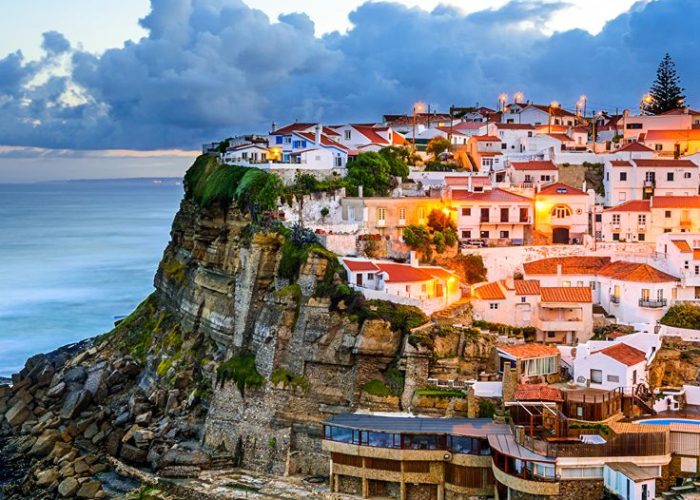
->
<box><xmin>356</xmin><ymin>274</ymin><xmax>363</xmax><ymax>286</ymax></box>
<box><xmin>552</xmin><ymin>227</ymin><xmax>570</xmax><ymax>244</ymax></box>
<box><xmin>642</xmin><ymin>483</ymin><xmax>648</xmax><ymax>500</ymax></box>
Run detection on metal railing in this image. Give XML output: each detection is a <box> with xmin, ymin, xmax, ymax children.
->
<box><xmin>610</xmin><ymin>295</ymin><xmax>620</xmax><ymax>304</ymax></box>
<box><xmin>638</xmin><ymin>298</ymin><xmax>667</xmax><ymax>308</ymax></box>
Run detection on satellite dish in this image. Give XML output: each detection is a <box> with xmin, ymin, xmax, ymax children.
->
<box><xmin>576</xmin><ymin>376</ymin><xmax>586</xmax><ymax>384</ymax></box>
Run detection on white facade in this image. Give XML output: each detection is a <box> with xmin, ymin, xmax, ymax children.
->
<box><xmin>603</xmin><ymin>464</ymin><xmax>656</xmax><ymax>500</ymax></box>
<box><xmin>572</xmin><ymin>343</ymin><xmax>647</xmax><ymax>391</ymax></box>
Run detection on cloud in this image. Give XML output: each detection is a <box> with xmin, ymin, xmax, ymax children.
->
<box><xmin>0</xmin><ymin>0</ymin><xmax>699</xmax><ymax>150</ymax></box>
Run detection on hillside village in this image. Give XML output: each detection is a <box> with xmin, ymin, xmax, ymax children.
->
<box><xmin>200</xmin><ymin>97</ymin><xmax>700</xmax><ymax>499</ymax></box>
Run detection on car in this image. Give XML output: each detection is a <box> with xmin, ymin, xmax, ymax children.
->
<box><xmin>460</xmin><ymin>239</ymin><xmax>486</xmax><ymax>248</ymax></box>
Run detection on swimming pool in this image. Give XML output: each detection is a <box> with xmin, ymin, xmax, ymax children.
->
<box><xmin>637</xmin><ymin>418</ymin><xmax>700</xmax><ymax>426</ymax></box>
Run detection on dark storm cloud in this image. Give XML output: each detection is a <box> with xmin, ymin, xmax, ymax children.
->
<box><xmin>0</xmin><ymin>0</ymin><xmax>698</xmax><ymax>150</ymax></box>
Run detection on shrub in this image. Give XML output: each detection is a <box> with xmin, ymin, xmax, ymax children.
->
<box><xmin>362</xmin><ymin>379</ymin><xmax>392</xmax><ymax>397</ymax></box>
<box><xmin>385</xmin><ymin>366</ymin><xmax>405</xmax><ymax>396</ymax></box>
<box><xmin>320</xmin><ymin>207</ymin><xmax>330</xmax><ymax>217</ymax></box>
<box><xmin>661</xmin><ymin>303</ymin><xmax>700</xmax><ymax>330</ymax></box>
<box><xmin>217</xmin><ymin>353</ymin><xmax>265</xmax><ymax>397</ymax></box>
<box><xmin>478</xmin><ymin>399</ymin><xmax>496</xmax><ymax>418</ymax></box>
<box><xmin>344</xmin><ymin>152</ymin><xmax>392</xmax><ymax>197</ymax></box>
<box><xmin>378</xmin><ymin>146</ymin><xmax>410</xmax><ymax>179</ymax></box>
<box><xmin>162</xmin><ymin>257</ymin><xmax>186</xmax><ymax>284</ymax></box>
<box><xmin>415</xmin><ymin>388</ymin><xmax>465</xmax><ymax>398</ymax></box>
<box><xmin>270</xmin><ymin>368</ymin><xmax>309</xmax><ymax>391</ymax></box>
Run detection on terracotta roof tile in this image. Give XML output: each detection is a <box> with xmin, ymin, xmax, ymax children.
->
<box><xmin>271</xmin><ymin>122</ymin><xmax>315</xmax><ymax>135</ymax></box>
<box><xmin>471</xmin><ymin>135</ymin><xmax>501</xmax><ymax>142</ymax></box>
<box><xmin>644</xmin><ymin>129</ymin><xmax>700</xmax><ymax>142</ymax></box>
<box><xmin>295</xmin><ymin>132</ymin><xmax>349</xmax><ymax>152</ymax></box>
<box><xmin>604</xmin><ymin>200</ymin><xmax>651</xmax><ymax>212</ymax></box>
<box><xmin>694</xmin><ymin>250</ymin><xmax>700</xmax><ymax>260</ymax></box>
<box><xmin>474</xmin><ymin>281</ymin><xmax>506</xmax><ymax>300</ymax></box>
<box><xmin>374</xmin><ymin>262</ymin><xmax>433</xmax><ymax>283</ymax></box>
<box><xmin>598</xmin><ymin>261</ymin><xmax>678</xmax><ymax>283</ymax></box>
<box><xmin>651</xmin><ymin>196</ymin><xmax>700</xmax><ymax>209</ymax></box>
<box><xmin>451</xmin><ymin>188</ymin><xmax>532</xmax><ymax>202</ymax></box>
<box><xmin>610</xmin><ymin>160</ymin><xmax>633</xmax><ymax>167</ymax></box>
<box><xmin>617</xmin><ymin>142</ymin><xmax>654</xmax><ymax>153</ymax></box>
<box><xmin>523</xmin><ymin>256</ymin><xmax>610</xmax><ymax>276</ymax></box>
<box><xmin>514</xmin><ymin>384</ymin><xmax>563</xmax><ymax>402</ymax></box>
<box><xmin>510</xmin><ymin>160</ymin><xmax>558</xmax><ymax>171</ymax></box>
<box><xmin>494</xmin><ymin>123</ymin><xmax>535</xmax><ymax>130</ymax></box>
<box><xmin>540</xmin><ymin>287</ymin><xmax>592</xmax><ymax>303</ymax></box>
<box><xmin>342</xmin><ymin>259</ymin><xmax>380</xmax><ymax>272</ymax></box>
<box><xmin>634</xmin><ymin>159</ymin><xmax>698</xmax><ymax>168</ymax></box>
<box><xmin>594</xmin><ymin>343</ymin><xmax>646</xmax><ymax>366</ymax></box>
<box><xmin>546</xmin><ymin>133</ymin><xmax>575</xmax><ymax>142</ymax></box>
<box><xmin>498</xmin><ymin>344</ymin><xmax>560</xmax><ymax>359</ymax></box>
<box><xmin>672</xmin><ymin>240</ymin><xmax>692</xmax><ymax>253</ymax></box>
<box><xmin>514</xmin><ymin>280</ymin><xmax>541</xmax><ymax>296</ymax></box>
<box><xmin>538</xmin><ymin>183</ymin><xmax>587</xmax><ymax>196</ymax></box>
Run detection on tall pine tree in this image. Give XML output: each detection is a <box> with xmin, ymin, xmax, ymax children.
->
<box><xmin>648</xmin><ymin>53</ymin><xmax>686</xmax><ymax>114</ymax></box>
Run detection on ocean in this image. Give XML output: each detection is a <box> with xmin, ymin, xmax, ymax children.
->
<box><xmin>0</xmin><ymin>179</ymin><xmax>183</xmax><ymax>377</ymax></box>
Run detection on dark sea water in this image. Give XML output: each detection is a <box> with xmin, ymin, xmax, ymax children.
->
<box><xmin>0</xmin><ymin>179</ymin><xmax>183</xmax><ymax>377</ymax></box>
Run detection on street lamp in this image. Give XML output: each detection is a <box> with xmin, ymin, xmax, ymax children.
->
<box><xmin>513</xmin><ymin>92</ymin><xmax>524</xmax><ymax>104</ymax></box>
<box><xmin>412</xmin><ymin>102</ymin><xmax>425</xmax><ymax>154</ymax></box>
<box><xmin>641</xmin><ymin>94</ymin><xmax>653</xmax><ymax>114</ymax></box>
<box><xmin>579</xmin><ymin>95</ymin><xmax>587</xmax><ymax>117</ymax></box>
<box><xmin>498</xmin><ymin>93</ymin><xmax>508</xmax><ymax>112</ymax></box>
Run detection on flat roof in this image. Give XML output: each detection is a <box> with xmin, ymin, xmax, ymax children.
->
<box><xmin>488</xmin><ymin>433</ymin><xmax>555</xmax><ymax>463</ymax></box>
<box><xmin>324</xmin><ymin>414</ymin><xmax>509</xmax><ymax>437</ymax></box>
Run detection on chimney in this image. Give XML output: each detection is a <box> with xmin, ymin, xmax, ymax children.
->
<box><xmin>358</xmin><ymin>185</ymin><xmax>364</xmax><ymax>198</ymax></box>
<box><xmin>409</xmin><ymin>251</ymin><xmax>418</xmax><ymax>267</ymax></box>
<box><xmin>315</xmin><ymin>124</ymin><xmax>322</xmax><ymax>146</ymax></box>
<box><xmin>271</xmin><ymin>121</ymin><xmax>277</xmax><ymax>133</ymax></box>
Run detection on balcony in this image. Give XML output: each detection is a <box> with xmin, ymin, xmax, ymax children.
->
<box><xmin>681</xmin><ymin>219</ymin><xmax>692</xmax><ymax>229</ymax></box>
<box><xmin>398</xmin><ymin>219</ymin><xmax>406</xmax><ymax>227</ymax></box>
<box><xmin>610</xmin><ymin>295</ymin><xmax>620</xmax><ymax>304</ymax></box>
<box><xmin>376</xmin><ymin>220</ymin><xmax>386</xmax><ymax>227</ymax></box>
<box><xmin>639</xmin><ymin>298</ymin><xmax>667</xmax><ymax>308</ymax></box>
<box><xmin>534</xmin><ymin>317</ymin><xmax>584</xmax><ymax>332</ymax></box>
<box><xmin>480</xmin><ymin>217</ymin><xmax>490</xmax><ymax>223</ymax></box>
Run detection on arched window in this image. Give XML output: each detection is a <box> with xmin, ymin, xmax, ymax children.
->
<box><xmin>551</xmin><ymin>205</ymin><xmax>572</xmax><ymax>218</ymax></box>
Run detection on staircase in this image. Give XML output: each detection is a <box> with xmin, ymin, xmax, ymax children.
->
<box><xmin>432</xmin><ymin>298</ymin><xmax>471</xmax><ymax>321</ymax></box>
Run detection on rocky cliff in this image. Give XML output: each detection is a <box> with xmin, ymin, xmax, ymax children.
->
<box><xmin>0</xmin><ymin>163</ymin><xmax>440</xmax><ymax>498</ymax></box>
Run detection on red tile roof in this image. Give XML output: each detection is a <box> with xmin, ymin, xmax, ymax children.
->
<box><xmin>610</xmin><ymin>160</ymin><xmax>633</xmax><ymax>167</ymax></box>
<box><xmin>494</xmin><ymin>123</ymin><xmax>535</xmax><ymax>130</ymax></box>
<box><xmin>604</xmin><ymin>200</ymin><xmax>651</xmax><ymax>213</ymax></box>
<box><xmin>651</xmin><ymin>196</ymin><xmax>700</xmax><ymax>209</ymax></box>
<box><xmin>473</xmin><ymin>281</ymin><xmax>506</xmax><ymax>300</ymax></box>
<box><xmin>546</xmin><ymin>133</ymin><xmax>575</xmax><ymax>142</ymax></box>
<box><xmin>271</xmin><ymin>122</ymin><xmax>315</xmax><ymax>135</ymax></box>
<box><xmin>538</xmin><ymin>182</ymin><xmax>587</xmax><ymax>196</ymax></box>
<box><xmin>392</xmin><ymin>131</ymin><xmax>406</xmax><ymax>145</ymax></box>
<box><xmin>660</xmin><ymin>108</ymin><xmax>700</xmax><ymax>116</ymax></box>
<box><xmin>672</xmin><ymin>240</ymin><xmax>692</xmax><ymax>253</ymax></box>
<box><xmin>352</xmin><ymin>125</ymin><xmax>390</xmax><ymax>145</ymax></box>
<box><xmin>451</xmin><ymin>188</ymin><xmax>532</xmax><ymax>202</ymax></box>
<box><xmin>540</xmin><ymin>287</ymin><xmax>592</xmax><ymax>303</ymax></box>
<box><xmin>594</xmin><ymin>343</ymin><xmax>646</xmax><ymax>366</ymax></box>
<box><xmin>498</xmin><ymin>344</ymin><xmax>560</xmax><ymax>359</ymax></box>
<box><xmin>634</xmin><ymin>159</ymin><xmax>697</xmax><ymax>168</ymax></box>
<box><xmin>445</xmin><ymin>176</ymin><xmax>491</xmax><ymax>187</ymax></box>
<box><xmin>510</xmin><ymin>160</ymin><xmax>558</xmax><ymax>171</ymax></box>
<box><xmin>528</xmin><ymin>104</ymin><xmax>577</xmax><ymax>117</ymax></box>
<box><xmin>523</xmin><ymin>256</ymin><xmax>611</xmax><ymax>276</ymax></box>
<box><xmin>342</xmin><ymin>259</ymin><xmax>380</xmax><ymax>272</ymax></box>
<box><xmin>295</xmin><ymin>132</ymin><xmax>350</xmax><ymax>152</ymax></box>
<box><xmin>514</xmin><ymin>384</ymin><xmax>563</xmax><ymax>402</ymax></box>
<box><xmin>514</xmin><ymin>280</ymin><xmax>541</xmax><ymax>296</ymax></box>
<box><xmin>471</xmin><ymin>135</ymin><xmax>501</xmax><ymax>142</ymax></box>
<box><xmin>598</xmin><ymin>261</ymin><xmax>679</xmax><ymax>283</ymax></box>
<box><xmin>644</xmin><ymin>129</ymin><xmax>700</xmax><ymax>142</ymax></box>
<box><xmin>617</xmin><ymin>142</ymin><xmax>654</xmax><ymax>153</ymax></box>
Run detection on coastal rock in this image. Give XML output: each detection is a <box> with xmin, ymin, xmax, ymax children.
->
<box><xmin>60</xmin><ymin>390</ymin><xmax>92</xmax><ymax>420</ymax></box>
<box><xmin>29</xmin><ymin>429</ymin><xmax>60</xmax><ymax>457</ymax></box>
<box><xmin>5</xmin><ymin>400</ymin><xmax>30</xmax><ymax>427</ymax></box>
<box><xmin>63</xmin><ymin>366</ymin><xmax>87</xmax><ymax>385</ymax></box>
<box><xmin>119</xmin><ymin>443</ymin><xmax>148</xmax><ymax>464</ymax></box>
<box><xmin>76</xmin><ymin>479</ymin><xmax>101</xmax><ymax>498</ymax></box>
<box><xmin>35</xmin><ymin>467</ymin><xmax>58</xmax><ymax>487</ymax></box>
<box><xmin>58</xmin><ymin>477</ymin><xmax>79</xmax><ymax>497</ymax></box>
<box><xmin>46</xmin><ymin>382</ymin><xmax>66</xmax><ymax>398</ymax></box>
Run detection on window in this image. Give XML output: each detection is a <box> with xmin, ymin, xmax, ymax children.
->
<box><xmin>367</xmin><ymin>273</ymin><xmax>374</xmax><ymax>280</ymax></box>
<box><xmin>344</xmin><ymin>130</ymin><xmax>351</xmax><ymax>140</ymax></box>
<box><xmin>632</xmin><ymin>370</ymin><xmax>637</xmax><ymax>385</ymax></box>
<box><xmin>398</xmin><ymin>207</ymin><xmax>406</xmax><ymax>221</ymax></box>
<box><xmin>462</xmin><ymin>230</ymin><xmax>471</xmax><ymax>239</ymax></box>
<box><xmin>500</xmin><ymin>230</ymin><xmax>509</xmax><ymax>238</ymax></box>
<box><xmin>521</xmin><ymin>297</ymin><xmax>526</xmax><ymax>303</ymax></box>
<box><xmin>480</xmin><ymin>207</ymin><xmax>490</xmax><ymax>222</ymax></box>
<box><xmin>348</xmin><ymin>206</ymin><xmax>356</xmax><ymax>221</ymax></box>
<box><xmin>695</xmin><ymin>265</ymin><xmax>699</xmax><ymax>276</ymax></box>
<box><xmin>638</xmin><ymin>214</ymin><xmax>646</xmax><ymax>225</ymax></box>
<box><xmin>646</xmin><ymin>172</ymin><xmax>655</xmax><ymax>182</ymax></box>
<box><xmin>656</xmin><ymin>144</ymin><xmax>663</xmax><ymax>151</ymax></box>
<box><xmin>462</xmin><ymin>207</ymin><xmax>471</xmax><ymax>217</ymax></box>
<box><xmin>541</xmin><ymin>175</ymin><xmax>551</xmax><ymax>182</ymax></box>
<box><xmin>334</xmin><ymin>156</ymin><xmax>343</xmax><ymax>167</ymax></box>
<box><xmin>377</xmin><ymin>207</ymin><xmax>386</xmax><ymax>224</ymax></box>
<box><xmin>500</xmin><ymin>207</ymin><xmax>509</xmax><ymax>223</ymax></box>
<box><xmin>619</xmin><ymin>172</ymin><xmax>627</xmax><ymax>181</ymax></box>
<box><xmin>421</xmin><ymin>284</ymin><xmax>427</xmax><ymax>293</ymax></box>
<box><xmin>607</xmin><ymin>375</ymin><xmax>619</xmax><ymax>383</ymax></box>
<box><xmin>685</xmin><ymin>172</ymin><xmax>692</xmax><ymax>179</ymax></box>
<box><xmin>595</xmin><ymin>214</ymin><xmax>602</xmax><ymax>222</ymax></box>
<box><xmin>667</xmin><ymin>172</ymin><xmax>675</xmax><ymax>182</ymax></box>
<box><xmin>641</xmin><ymin>289</ymin><xmax>650</xmax><ymax>300</ymax></box>
<box><xmin>612</xmin><ymin>233</ymin><xmax>620</xmax><ymax>241</ymax></box>
<box><xmin>562</xmin><ymin>281</ymin><xmax>571</xmax><ymax>287</ymax></box>
<box><xmin>520</xmin><ymin>207</ymin><xmax>529</xmax><ymax>222</ymax></box>
<box><xmin>501</xmin><ymin>143</ymin><xmax>507</xmax><ymax>150</ymax></box>
<box><xmin>638</xmin><ymin>233</ymin><xmax>645</xmax><ymax>241</ymax></box>
<box><xmin>489</xmin><ymin>303</ymin><xmax>499</xmax><ymax>310</ymax></box>
<box><xmin>665</xmin><ymin>210</ymin><xmax>672</xmax><ymax>218</ymax></box>
<box><xmin>590</xmin><ymin>281</ymin><xmax>596</xmax><ymax>290</ymax></box>
<box><xmin>612</xmin><ymin>214</ymin><xmax>621</xmax><ymax>224</ymax></box>
<box><xmin>547</xmin><ymin>332</ymin><xmax>556</xmax><ymax>338</ymax></box>
<box><xmin>276</xmin><ymin>136</ymin><xmax>284</xmax><ymax>144</ymax></box>
<box><xmin>626</xmin><ymin>123</ymin><xmax>643</xmax><ymax>129</ymax></box>
<box><xmin>657</xmin><ymin>289</ymin><xmax>664</xmax><ymax>300</ymax></box>
<box><xmin>480</xmin><ymin>230</ymin><xmax>490</xmax><ymax>239</ymax></box>
<box><xmin>664</xmin><ymin>228</ymin><xmax>672</xmax><ymax>233</ymax></box>
<box><xmin>685</xmin><ymin>260</ymin><xmax>690</xmax><ymax>270</ymax></box>
<box><xmin>590</xmin><ymin>369</ymin><xmax>603</xmax><ymax>384</ymax></box>
<box><xmin>552</xmin><ymin>205</ymin><xmax>572</xmax><ymax>218</ymax></box>
<box><xmin>577</xmin><ymin>281</ymin><xmax>584</xmax><ymax>287</ymax></box>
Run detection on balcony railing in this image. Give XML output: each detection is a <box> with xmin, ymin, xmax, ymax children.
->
<box><xmin>480</xmin><ymin>217</ymin><xmax>490</xmax><ymax>223</ymax></box>
<box><xmin>518</xmin><ymin>430</ymin><xmax>669</xmax><ymax>458</ymax></box>
<box><xmin>639</xmin><ymin>298</ymin><xmax>667</xmax><ymax>308</ymax></box>
<box><xmin>610</xmin><ymin>295</ymin><xmax>620</xmax><ymax>304</ymax></box>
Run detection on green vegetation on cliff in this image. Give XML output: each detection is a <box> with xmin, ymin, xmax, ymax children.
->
<box><xmin>661</xmin><ymin>303</ymin><xmax>700</xmax><ymax>330</ymax></box>
<box><xmin>217</xmin><ymin>353</ymin><xmax>265</xmax><ymax>397</ymax></box>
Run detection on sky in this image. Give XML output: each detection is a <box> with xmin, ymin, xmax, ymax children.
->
<box><xmin>0</xmin><ymin>0</ymin><xmax>697</xmax><ymax>181</ymax></box>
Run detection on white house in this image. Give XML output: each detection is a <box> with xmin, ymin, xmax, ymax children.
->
<box><xmin>502</xmin><ymin>103</ymin><xmax>578</xmax><ymax>127</ymax></box>
<box><xmin>603</xmin><ymin>158</ymin><xmax>699</xmax><ymax>207</ymax></box>
<box><xmin>487</xmin><ymin>123</ymin><xmax>534</xmax><ymax>154</ymax></box>
<box><xmin>340</xmin><ymin>256</ymin><xmax>461</xmax><ymax>315</ymax></box>
<box><xmin>330</xmin><ymin>124</ymin><xmax>405</xmax><ymax>151</ymax></box>
<box><xmin>508</xmin><ymin>160</ymin><xmax>558</xmax><ymax>187</ymax></box>
<box><xmin>603</xmin><ymin>463</ymin><xmax>656</xmax><ymax>500</ymax></box>
<box><xmin>221</xmin><ymin>143</ymin><xmax>269</xmax><ymax>165</ymax></box>
<box><xmin>268</xmin><ymin>123</ymin><xmax>349</xmax><ymax>168</ymax></box>
<box><xmin>534</xmin><ymin>183</ymin><xmax>593</xmax><ymax>245</ymax></box>
<box><xmin>622</xmin><ymin>110</ymin><xmax>696</xmax><ymax>143</ymax></box>
<box><xmin>572</xmin><ymin>341</ymin><xmax>647</xmax><ymax>391</ymax></box>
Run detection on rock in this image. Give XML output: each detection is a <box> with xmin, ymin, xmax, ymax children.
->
<box><xmin>29</xmin><ymin>429</ymin><xmax>60</xmax><ymax>457</ymax></box>
<box><xmin>119</xmin><ymin>443</ymin><xmax>148</xmax><ymax>464</ymax></box>
<box><xmin>63</xmin><ymin>366</ymin><xmax>87</xmax><ymax>384</ymax></box>
<box><xmin>59</xmin><ymin>463</ymin><xmax>75</xmax><ymax>478</ymax></box>
<box><xmin>91</xmin><ymin>430</ymin><xmax>106</xmax><ymax>445</ymax></box>
<box><xmin>58</xmin><ymin>477</ymin><xmax>79</xmax><ymax>497</ymax></box>
<box><xmin>35</xmin><ymin>467</ymin><xmax>58</xmax><ymax>486</ymax></box>
<box><xmin>91</xmin><ymin>463</ymin><xmax>108</xmax><ymax>474</ymax></box>
<box><xmin>46</xmin><ymin>382</ymin><xmax>66</xmax><ymax>398</ymax></box>
<box><xmin>160</xmin><ymin>446</ymin><xmax>211</xmax><ymax>467</ymax></box>
<box><xmin>5</xmin><ymin>400</ymin><xmax>30</xmax><ymax>427</ymax></box>
<box><xmin>0</xmin><ymin>385</ymin><xmax>11</xmax><ymax>398</ymax></box>
<box><xmin>135</xmin><ymin>411</ymin><xmax>152</xmax><ymax>425</ymax></box>
<box><xmin>133</xmin><ymin>428</ymin><xmax>154</xmax><ymax>447</ymax></box>
<box><xmin>159</xmin><ymin>465</ymin><xmax>202</xmax><ymax>478</ymax></box>
<box><xmin>76</xmin><ymin>479</ymin><xmax>101</xmax><ymax>498</ymax></box>
<box><xmin>74</xmin><ymin>459</ymin><xmax>90</xmax><ymax>475</ymax></box>
<box><xmin>114</xmin><ymin>411</ymin><xmax>130</xmax><ymax>426</ymax></box>
<box><xmin>84</xmin><ymin>362</ymin><xmax>107</xmax><ymax>401</ymax></box>
<box><xmin>165</xmin><ymin>390</ymin><xmax>180</xmax><ymax>413</ymax></box>
<box><xmin>353</xmin><ymin>319</ymin><xmax>401</xmax><ymax>357</ymax></box>
<box><xmin>51</xmin><ymin>441</ymin><xmax>73</xmax><ymax>460</ymax></box>
<box><xmin>60</xmin><ymin>390</ymin><xmax>92</xmax><ymax>420</ymax></box>
<box><xmin>83</xmin><ymin>423</ymin><xmax>99</xmax><ymax>440</ymax></box>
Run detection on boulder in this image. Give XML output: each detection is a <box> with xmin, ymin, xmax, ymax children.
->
<box><xmin>46</xmin><ymin>382</ymin><xmax>66</xmax><ymax>398</ymax></box>
<box><xmin>119</xmin><ymin>443</ymin><xmax>148</xmax><ymax>464</ymax></box>
<box><xmin>29</xmin><ymin>429</ymin><xmax>60</xmax><ymax>457</ymax></box>
<box><xmin>5</xmin><ymin>400</ymin><xmax>30</xmax><ymax>427</ymax></box>
<box><xmin>160</xmin><ymin>447</ymin><xmax>211</xmax><ymax>468</ymax></box>
<box><xmin>73</xmin><ymin>460</ymin><xmax>90</xmax><ymax>475</ymax></box>
<box><xmin>76</xmin><ymin>479</ymin><xmax>101</xmax><ymax>498</ymax></box>
<box><xmin>60</xmin><ymin>390</ymin><xmax>92</xmax><ymax>420</ymax></box>
<box><xmin>58</xmin><ymin>477</ymin><xmax>79</xmax><ymax>497</ymax></box>
<box><xmin>51</xmin><ymin>441</ymin><xmax>73</xmax><ymax>460</ymax></box>
<box><xmin>83</xmin><ymin>423</ymin><xmax>99</xmax><ymax>440</ymax></box>
<box><xmin>63</xmin><ymin>366</ymin><xmax>87</xmax><ymax>384</ymax></box>
<box><xmin>35</xmin><ymin>467</ymin><xmax>58</xmax><ymax>486</ymax></box>
<box><xmin>353</xmin><ymin>319</ymin><xmax>401</xmax><ymax>357</ymax></box>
